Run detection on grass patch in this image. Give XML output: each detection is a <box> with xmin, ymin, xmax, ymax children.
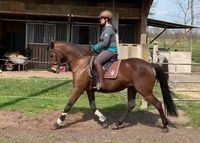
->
<box><xmin>0</xmin><ymin>78</ymin><xmax>132</xmax><ymax>116</ymax></box>
<box><xmin>191</xmin><ymin>42</ymin><xmax>200</xmax><ymax>63</ymax></box>
<box><xmin>0</xmin><ymin>78</ymin><xmax>199</xmax><ymax>127</ymax></box>
<box><xmin>0</xmin><ymin>78</ymin><xmax>72</xmax><ymax>116</ymax></box>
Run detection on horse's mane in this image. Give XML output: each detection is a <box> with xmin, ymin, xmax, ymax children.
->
<box><xmin>54</xmin><ymin>41</ymin><xmax>93</xmax><ymax>55</ymax></box>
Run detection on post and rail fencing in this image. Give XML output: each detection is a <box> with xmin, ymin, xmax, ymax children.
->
<box><xmin>164</xmin><ymin>62</ymin><xmax>200</xmax><ymax>101</ymax></box>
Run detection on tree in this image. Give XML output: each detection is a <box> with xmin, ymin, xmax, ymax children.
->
<box><xmin>149</xmin><ymin>0</ymin><xmax>158</xmax><ymax>16</ymax></box>
<box><xmin>173</xmin><ymin>0</ymin><xmax>200</xmax><ymax>25</ymax></box>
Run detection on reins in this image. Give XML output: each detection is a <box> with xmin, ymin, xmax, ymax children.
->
<box><xmin>54</xmin><ymin>44</ymin><xmax>93</xmax><ymax>64</ymax></box>
<box><xmin>67</xmin><ymin>52</ymin><xmax>89</xmax><ymax>64</ymax></box>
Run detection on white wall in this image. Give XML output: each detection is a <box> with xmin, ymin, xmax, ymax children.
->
<box><xmin>118</xmin><ymin>44</ymin><xmax>143</xmax><ymax>59</ymax></box>
<box><xmin>158</xmin><ymin>51</ymin><xmax>191</xmax><ymax>73</ymax></box>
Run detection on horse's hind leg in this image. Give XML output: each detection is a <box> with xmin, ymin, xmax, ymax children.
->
<box><xmin>111</xmin><ymin>86</ymin><xmax>137</xmax><ymax>130</ymax></box>
<box><xmin>142</xmin><ymin>92</ymin><xmax>169</xmax><ymax>133</ymax></box>
<box><xmin>119</xmin><ymin>87</ymin><xmax>137</xmax><ymax>124</ymax></box>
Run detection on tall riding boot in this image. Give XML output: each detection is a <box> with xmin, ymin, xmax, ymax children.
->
<box><xmin>95</xmin><ymin>63</ymin><xmax>106</xmax><ymax>90</ymax></box>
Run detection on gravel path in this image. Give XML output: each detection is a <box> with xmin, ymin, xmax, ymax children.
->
<box><xmin>0</xmin><ymin>71</ymin><xmax>72</xmax><ymax>79</ymax></box>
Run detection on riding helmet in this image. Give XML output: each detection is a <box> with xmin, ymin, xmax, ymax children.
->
<box><xmin>98</xmin><ymin>10</ymin><xmax>113</xmax><ymax>20</ymax></box>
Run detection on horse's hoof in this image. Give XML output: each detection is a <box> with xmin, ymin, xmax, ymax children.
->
<box><xmin>101</xmin><ymin>121</ymin><xmax>109</xmax><ymax>129</ymax></box>
<box><xmin>110</xmin><ymin>123</ymin><xmax>119</xmax><ymax>130</ymax></box>
<box><xmin>50</xmin><ymin>123</ymin><xmax>66</xmax><ymax>130</ymax></box>
<box><xmin>162</xmin><ymin>127</ymin><xmax>169</xmax><ymax>133</ymax></box>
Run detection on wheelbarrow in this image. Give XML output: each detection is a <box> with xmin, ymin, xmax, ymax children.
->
<box><xmin>4</xmin><ymin>53</ymin><xmax>28</xmax><ymax>71</ymax></box>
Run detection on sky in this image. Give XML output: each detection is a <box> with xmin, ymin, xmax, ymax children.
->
<box><xmin>150</xmin><ymin>0</ymin><xmax>177</xmax><ymax>22</ymax></box>
<box><xmin>154</xmin><ymin>1</ymin><xmax>172</xmax><ymax>20</ymax></box>
<box><xmin>149</xmin><ymin>0</ymin><xmax>200</xmax><ymax>26</ymax></box>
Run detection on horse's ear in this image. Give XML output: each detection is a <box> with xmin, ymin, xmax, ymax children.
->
<box><xmin>47</xmin><ymin>41</ymin><xmax>54</xmax><ymax>51</ymax></box>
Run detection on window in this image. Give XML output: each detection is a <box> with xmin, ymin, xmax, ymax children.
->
<box><xmin>119</xmin><ymin>24</ymin><xmax>136</xmax><ymax>43</ymax></box>
<box><xmin>72</xmin><ymin>23</ymin><xmax>99</xmax><ymax>45</ymax></box>
<box><xmin>26</xmin><ymin>23</ymin><xmax>67</xmax><ymax>44</ymax></box>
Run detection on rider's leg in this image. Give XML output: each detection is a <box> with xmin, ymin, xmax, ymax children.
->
<box><xmin>95</xmin><ymin>63</ymin><xmax>105</xmax><ymax>89</ymax></box>
<box><xmin>94</xmin><ymin>51</ymin><xmax>116</xmax><ymax>89</ymax></box>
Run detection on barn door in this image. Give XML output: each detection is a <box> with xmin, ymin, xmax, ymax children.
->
<box><xmin>26</xmin><ymin>22</ymin><xmax>67</xmax><ymax>70</ymax></box>
<box><xmin>71</xmin><ymin>23</ymin><xmax>99</xmax><ymax>45</ymax></box>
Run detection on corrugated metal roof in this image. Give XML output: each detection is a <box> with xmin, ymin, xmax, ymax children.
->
<box><xmin>148</xmin><ymin>18</ymin><xmax>198</xmax><ymax>29</ymax></box>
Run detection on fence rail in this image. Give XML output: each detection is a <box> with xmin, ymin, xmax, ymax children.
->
<box><xmin>158</xmin><ymin>62</ymin><xmax>200</xmax><ymax>101</ymax></box>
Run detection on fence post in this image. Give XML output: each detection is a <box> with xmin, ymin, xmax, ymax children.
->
<box><xmin>140</xmin><ymin>98</ymin><xmax>148</xmax><ymax>109</ymax></box>
<box><xmin>140</xmin><ymin>44</ymin><xmax>149</xmax><ymax>109</ymax></box>
<box><xmin>0</xmin><ymin>69</ymin><xmax>2</xmax><ymax>78</ymax></box>
<box><xmin>153</xmin><ymin>43</ymin><xmax>158</xmax><ymax>63</ymax></box>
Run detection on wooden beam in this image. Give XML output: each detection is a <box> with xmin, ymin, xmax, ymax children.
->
<box><xmin>149</xmin><ymin>28</ymin><xmax>166</xmax><ymax>44</ymax></box>
<box><xmin>67</xmin><ymin>14</ymin><xmax>71</xmax><ymax>42</ymax></box>
<box><xmin>140</xmin><ymin>0</ymin><xmax>148</xmax><ymax>109</ymax></box>
<box><xmin>167</xmin><ymin>28</ymin><xmax>192</xmax><ymax>51</ymax></box>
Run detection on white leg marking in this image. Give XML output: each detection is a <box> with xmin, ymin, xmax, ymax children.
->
<box><xmin>56</xmin><ymin>118</ymin><xmax>66</xmax><ymax>127</ymax></box>
<box><xmin>61</xmin><ymin>112</ymin><xmax>68</xmax><ymax>116</ymax></box>
<box><xmin>95</xmin><ymin>109</ymin><xmax>107</xmax><ymax>122</ymax></box>
<box><xmin>152</xmin><ymin>68</ymin><xmax>156</xmax><ymax>77</ymax></box>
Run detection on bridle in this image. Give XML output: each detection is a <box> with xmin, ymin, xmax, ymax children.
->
<box><xmin>50</xmin><ymin>45</ymin><xmax>93</xmax><ymax>72</ymax></box>
<box><xmin>66</xmin><ymin>51</ymin><xmax>89</xmax><ymax>64</ymax></box>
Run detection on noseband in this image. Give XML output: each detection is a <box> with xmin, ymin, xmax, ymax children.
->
<box><xmin>49</xmin><ymin>49</ymin><xmax>60</xmax><ymax>66</ymax></box>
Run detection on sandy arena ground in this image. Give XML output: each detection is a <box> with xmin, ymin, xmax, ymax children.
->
<box><xmin>0</xmin><ymin>70</ymin><xmax>200</xmax><ymax>143</ymax></box>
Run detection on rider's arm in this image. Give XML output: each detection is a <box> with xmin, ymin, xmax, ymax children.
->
<box><xmin>94</xmin><ymin>27</ymin><xmax>113</xmax><ymax>52</ymax></box>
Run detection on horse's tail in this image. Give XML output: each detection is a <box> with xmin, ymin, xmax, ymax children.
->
<box><xmin>153</xmin><ymin>64</ymin><xmax>178</xmax><ymax>117</ymax></box>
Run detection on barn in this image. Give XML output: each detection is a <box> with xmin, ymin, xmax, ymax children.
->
<box><xmin>0</xmin><ymin>0</ymin><xmax>153</xmax><ymax>70</ymax></box>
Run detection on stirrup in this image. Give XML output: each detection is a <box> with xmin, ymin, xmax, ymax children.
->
<box><xmin>96</xmin><ymin>82</ymin><xmax>100</xmax><ymax>90</ymax></box>
<box><xmin>97</xmin><ymin>82</ymin><xmax>106</xmax><ymax>90</ymax></box>
<box><xmin>92</xmin><ymin>82</ymin><xmax>101</xmax><ymax>90</ymax></box>
<box><xmin>92</xmin><ymin>82</ymin><xmax>99</xmax><ymax>90</ymax></box>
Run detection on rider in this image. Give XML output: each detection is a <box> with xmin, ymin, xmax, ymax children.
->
<box><xmin>92</xmin><ymin>10</ymin><xmax>118</xmax><ymax>90</ymax></box>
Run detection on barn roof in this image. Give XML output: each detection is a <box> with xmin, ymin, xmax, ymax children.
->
<box><xmin>147</xmin><ymin>18</ymin><xmax>198</xmax><ymax>29</ymax></box>
<box><xmin>147</xmin><ymin>18</ymin><xmax>198</xmax><ymax>45</ymax></box>
<box><xmin>0</xmin><ymin>0</ymin><xmax>154</xmax><ymax>18</ymax></box>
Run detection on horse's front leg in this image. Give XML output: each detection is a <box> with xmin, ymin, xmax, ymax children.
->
<box><xmin>51</xmin><ymin>87</ymin><xmax>84</xmax><ymax>130</ymax></box>
<box><xmin>86</xmin><ymin>90</ymin><xmax>108</xmax><ymax>128</ymax></box>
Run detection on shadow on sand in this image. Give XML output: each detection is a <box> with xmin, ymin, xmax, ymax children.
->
<box><xmin>59</xmin><ymin>104</ymin><xmax>177</xmax><ymax>130</ymax></box>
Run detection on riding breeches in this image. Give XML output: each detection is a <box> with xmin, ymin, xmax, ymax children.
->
<box><xmin>94</xmin><ymin>50</ymin><xmax>116</xmax><ymax>65</ymax></box>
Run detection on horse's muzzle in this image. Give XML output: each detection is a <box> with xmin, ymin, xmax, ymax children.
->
<box><xmin>51</xmin><ymin>65</ymin><xmax>60</xmax><ymax>73</ymax></box>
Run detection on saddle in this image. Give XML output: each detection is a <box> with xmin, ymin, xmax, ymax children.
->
<box><xmin>89</xmin><ymin>55</ymin><xmax>121</xmax><ymax>85</ymax></box>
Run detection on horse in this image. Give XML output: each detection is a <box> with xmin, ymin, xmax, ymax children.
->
<box><xmin>48</xmin><ymin>41</ymin><xmax>177</xmax><ymax>133</ymax></box>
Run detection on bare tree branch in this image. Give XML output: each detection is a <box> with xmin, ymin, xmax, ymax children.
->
<box><xmin>173</xmin><ymin>0</ymin><xmax>200</xmax><ymax>25</ymax></box>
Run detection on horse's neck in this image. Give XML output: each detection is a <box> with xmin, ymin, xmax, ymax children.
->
<box><xmin>62</xmin><ymin>43</ymin><xmax>92</xmax><ymax>73</ymax></box>
<box><xmin>69</xmin><ymin>55</ymin><xmax>92</xmax><ymax>74</ymax></box>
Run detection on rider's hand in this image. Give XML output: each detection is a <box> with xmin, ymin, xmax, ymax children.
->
<box><xmin>92</xmin><ymin>44</ymin><xmax>100</xmax><ymax>53</ymax></box>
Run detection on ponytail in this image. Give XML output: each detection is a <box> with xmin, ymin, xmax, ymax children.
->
<box><xmin>109</xmin><ymin>22</ymin><xmax>117</xmax><ymax>33</ymax></box>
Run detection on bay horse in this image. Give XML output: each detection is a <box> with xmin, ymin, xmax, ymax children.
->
<box><xmin>48</xmin><ymin>41</ymin><xmax>177</xmax><ymax>132</ymax></box>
